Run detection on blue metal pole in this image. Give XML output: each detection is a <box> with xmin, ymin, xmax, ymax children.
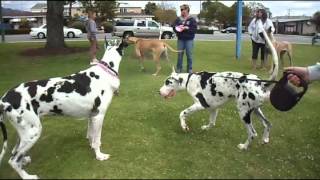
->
<box><xmin>236</xmin><ymin>0</ymin><xmax>243</xmax><ymax>59</ymax></box>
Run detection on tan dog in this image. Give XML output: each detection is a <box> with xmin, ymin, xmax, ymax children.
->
<box><xmin>127</xmin><ymin>37</ymin><xmax>182</xmax><ymax>76</ymax></box>
<box><xmin>266</xmin><ymin>33</ymin><xmax>293</xmax><ymax>72</ymax></box>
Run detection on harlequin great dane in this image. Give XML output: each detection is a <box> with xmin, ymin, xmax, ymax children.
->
<box><xmin>0</xmin><ymin>39</ymin><xmax>127</xmax><ymax>179</ymax></box>
<box><xmin>159</xmin><ymin>27</ymin><xmax>279</xmax><ymax>150</ymax></box>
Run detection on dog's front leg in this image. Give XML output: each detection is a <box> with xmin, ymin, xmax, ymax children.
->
<box><xmin>201</xmin><ymin>109</ymin><xmax>219</xmax><ymax>130</ymax></box>
<box><xmin>90</xmin><ymin>114</ymin><xmax>110</xmax><ymax>161</ymax></box>
<box><xmin>180</xmin><ymin>103</ymin><xmax>204</xmax><ymax>131</ymax></box>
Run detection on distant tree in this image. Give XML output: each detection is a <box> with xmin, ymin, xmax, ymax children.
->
<box><xmin>228</xmin><ymin>2</ymin><xmax>251</xmax><ymax>26</ymax></box>
<box><xmin>201</xmin><ymin>1</ymin><xmax>229</xmax><ymax>25</ymax></box>
<box><xmin>246</xmin><ymin>2</ymin><xmax>271</xmax><ymax>18</ymax></box>
<box><xmin>145</xmin><ymin>2</ymin><xmax>158</xmax><ymax>15</ymax></box>
<box><xmin>45</xmin><ymin>1</ymin><xmax>66</xmax><ymax>49</ymax></box>
<box><xmin>79</xmin><ymin>0</ymin><xmax>117</xmax><ymax>22</ymax></box>
<box><xmin>154</xmin><ymin>8</ymin><xmax>177</xmax><ymax>25</ymax></box>
<box><xmin>153</xmin><ymin>2</ymin><xmax>177</xmax><ymax>24</ymax></box>
<box><xmin>65</xmin><ymin>0</ymin><xmax>76</xmax><ymax>22</ymax></box>
<box><xmin>312</xmin><ymin>11</ymin><xmax>320</xmax><ymax>32</ymax></box>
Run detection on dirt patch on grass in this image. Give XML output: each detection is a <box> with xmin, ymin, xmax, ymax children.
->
<box><xmin>20</xmin><ymin>47</ymin><xmax>89</xmax><ymax>57</ymax></box>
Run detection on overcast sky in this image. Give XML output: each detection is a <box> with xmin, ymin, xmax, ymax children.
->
<box><xmin>2</xmin><ymin>1</ymin><xmax>320</xmax><ymax>17</ymax></box>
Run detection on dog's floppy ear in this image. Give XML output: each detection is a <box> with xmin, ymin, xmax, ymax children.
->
<box><xmin>104</xmin><ymin>36</ymin><xmax>109</xmax><ymax>49</ymax></box>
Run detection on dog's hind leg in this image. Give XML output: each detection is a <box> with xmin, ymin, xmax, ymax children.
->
<box><xmin>201</xmin><ymin>109</ymin><xmax>219</xmax><ymax>130</ymax></box>
<box><xmin>8</xmin><ymin>111</ymin><xmax>42</xmax><ymax>179</ymax></box>
<box><xmin>180</xmin><ymin>103</ymin><xmax>204</xmax><ymax>131</ymax></box>
<box><xmin>254</xmin><ymin>108</ymin><xmax>272</xmax><ymax>144</ymax></box>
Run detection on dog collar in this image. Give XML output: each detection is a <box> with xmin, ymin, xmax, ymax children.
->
<box><xmin>185</xmin><ymin>73</ymin><xmax>193</xmax><ymax>88</ymax></box>
<box><xmin>97</xmin><ymin>61</ymin><xmax>119</xmax><ymax>78</ymax></box>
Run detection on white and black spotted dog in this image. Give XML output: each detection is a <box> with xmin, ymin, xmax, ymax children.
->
<box><xmin>160</xmin><ymin>28</ymin><xmax>279</xmax><ymax>150</ymax></box>
<box><xmin>0</xmin><ymin>39</ymin><xmax>128</xmax><ymax>179</ymax></box>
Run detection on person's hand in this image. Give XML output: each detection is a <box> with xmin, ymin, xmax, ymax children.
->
<box><xmin>284</xmin><ymin>67</ymin><xmax>310</xmax><ymax>87</ymax></box>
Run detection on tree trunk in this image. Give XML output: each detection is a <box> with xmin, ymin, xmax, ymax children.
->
<box><xmin>45</xmin><ymin>1</ymin><xmax>66</xmax><ymax>49</ymax></box>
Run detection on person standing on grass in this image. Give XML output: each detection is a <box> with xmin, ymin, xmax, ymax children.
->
<box><xmin>248</xmin><ymin>8</ymin><xmax>274</xmax><ymax>70</ymax></box>
<box><xmin>285</xmin><ymin>63</ymin><xmax>320</xmax><ymax>86</ymax></box>
<box><xmin>86</xmin><ymin>10</ymin><xmax>99</xmax><ymax>65</ymax></box>
<box><xmin>173</xmin><ymin>4</ymin><xmax>197</xmax><ymax>73</ymax></box>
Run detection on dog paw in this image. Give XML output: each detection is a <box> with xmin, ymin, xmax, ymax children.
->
<box><xmin>262</xmin><ymin>137</ymin><xmax>269</xmax><ymax>144</ymax></box>
<box><xmin>23</xmin><ymin>174</ymin><xmax>39</xmax><ymax>179</ymax></box>
<box><xmin>152</xmin><ymin>73</ymin><xmax>158</xmax><ymax>76</ymax></box>
<box><xmin>96</xmin><ymin>153</ymin><xmax>110</xmax><ymax>161</ymax></box>
<box><xmin>181</xmin><ymin>125</ymin><xmax>190</xmax><ymax>132</ymax></box>
<box><xmin>237</xmin><ymin>143</ymin><xmax>248</xmax><ymax>150</ymax></box>
<box><xmin>21</xmin><ymin>156</ymin><xmax>31</xmax><ymax>166</ymax></box>
<box><xmin>201</xmin><ymin>125</ymin><xmax>210</xmax><ymax>130</ymax></box>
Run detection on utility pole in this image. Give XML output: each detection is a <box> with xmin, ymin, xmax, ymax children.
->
<box><xmin>235</xmin><ymin>0</ymin><xmax>243</xmax><ymax>59</ymax></box>
<box><xmin>0</xmin><ymin>0</ymin><xmax>5</xmax><ymax>43</ymax></box>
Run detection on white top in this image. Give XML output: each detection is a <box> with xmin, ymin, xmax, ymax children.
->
<box><xmin>248</xmin><ymin>18</ymin><xmax>275</xmax><ymax>44</ymax></box>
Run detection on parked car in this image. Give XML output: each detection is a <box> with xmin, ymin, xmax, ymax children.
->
<box><xmin>112</xmin><ymin>19</ymin><xmax>175</xmax><ymax>39</ymax></box>
<box><xmin>30</xmin><ymin>24</ymin><xmax>83</xmax><ymax>39</ymax></box>
<box><xmin>221</xmin><ymin>27</ymin><xmax>245</xmax><ymax>33</ymax></box>
<box><xmin>208</xmin><ymin>26</ymin><xmax>219</xmax><ymax>31</ymax></box>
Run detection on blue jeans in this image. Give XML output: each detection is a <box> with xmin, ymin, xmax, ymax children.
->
<box><xmin>176</xmin><ymin>39</ymin><xmax>194</xmax><ymax>73</ymax></box>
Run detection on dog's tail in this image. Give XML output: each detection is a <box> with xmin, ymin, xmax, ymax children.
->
<box><xmin>0</xmin><ymin>102</ymin><xmax>8</xmax><ymax>166</ymax></box>
<box><xmin>163</xmin><ymin>42</ymin><xmax>183</xmax><ymax>53</ymax></box>
<box><xmin>287</xmin><ymin>43</ymin><xmax>293</xmax><ymax>66</ymax></box>
<box><xmin>263</xmin><ymin>26</ymin><xmax>279</xmax><ymax>87</ymax></box>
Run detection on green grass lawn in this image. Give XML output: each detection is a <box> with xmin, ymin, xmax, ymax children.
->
<box><xmin>0</xmin><ymin>40</ymin><xmax>319</xmax><ymax>179</ymax></box>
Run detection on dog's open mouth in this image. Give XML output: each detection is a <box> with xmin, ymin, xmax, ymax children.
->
<box><xmin>164</xmin><ymin>90</ymin><xmax>176</xmax><ymax>99</ymax></box>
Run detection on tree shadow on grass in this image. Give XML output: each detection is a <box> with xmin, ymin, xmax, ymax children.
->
<box><xmin>19</xmin><ymin>47</ymin><xmax>89</xmax><ymax>57</ymax></box>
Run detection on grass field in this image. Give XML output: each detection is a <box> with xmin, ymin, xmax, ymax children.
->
<box><xmin>0</xmin><ymin>40</ymin><xmax>319</xmax><ymax>179</ymax></box>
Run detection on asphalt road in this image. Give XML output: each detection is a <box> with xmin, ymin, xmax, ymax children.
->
<box><xmin>3</xmin><ymin>32</ymin><xmax>315</xmax><ymax>45</ymax></box>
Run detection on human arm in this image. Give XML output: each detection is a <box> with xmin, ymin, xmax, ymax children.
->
<box><xmin>285</xmin><ymin>63</ymin><xmax>320</xmax><ymax>86</ymax></box>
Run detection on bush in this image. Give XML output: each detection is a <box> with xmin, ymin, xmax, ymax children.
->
<box><xmin>101</xmin><ymin>21</ymin><xmax>113</xmax><ymax>33</ymax></box>
<box><xmin>5</xmin><ymin>28</ymin><xmax>31</xmax><ymax>35</ymax></box>
<box><xmin>196</xmin><ymin>29</ymin><xmax>214</xmax><ymax>34</ymax></box>
<box><xmin>70</xmin><ymin>21</ymin><xmax>87</xmax><ymax>33</ymax></box>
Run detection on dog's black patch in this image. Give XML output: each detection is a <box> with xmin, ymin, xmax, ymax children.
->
<box><xmin>57</xmin><ymin>81</ymin><xmax>73</xmax><ymax>93</ymax></box>
<box><xmin>218</xmin><ymin>92</ymin><xmax>224</xmax><ymax>97</ymax></box>
<box><xmin>109</xmin><ymin>61</ymin><xmax>114</xmax><ymax>68</ymax></box>
<box><xmin>248</xmin><ymin>92</ymin><xmax>256</xmax><ymax>100</ymax></box>
<box><xmin>2</xmin><ymin>90</ymin><xmax>22</xmax><ymax>109</ymax></box>
<box><xmin>210</xmin><ymin>83</ymin><xmax>217</xmax><ymax>96</ymax></box>
<box><xmin>26</xmin><ymin>103</ymin><xmax>30</xmax><ymax>110</ymax></box>
<box><xmin>62</xmin><ymin>73</ymin><xmax>92</xmax><ymax>96</ymax></box>
<box><xmin>6</xmin><ymin>106</ymin><xmax>12</xmax><ymax>112</ymax></box>
<box><xmin>235</xmin><ymin>83</ymin><xmax>240</xmax><ymax>89</ymax></box>
<box><xmin>50</xmin><ymin>105</ymin><xmax>63</xmax><ymax>114</ymax></box>
<box><xmin>239</xmin><ymin>75</ymin><xmax>247</xmax><ymax>83</ymax></box>
<box><xmin>178</xmin><ymin>78</ymin><xmax>183</xmax><ymax>85</ymax></box>
<box><xmin>101</xmin><ymin>90</ymin><xmax>105</xmax><ymax>95</ymax></box>
<box><xmin>17</xmin><ymin>116</ymin><xmax>22</xmax><ymax>124</ymax></box>
<box><xmin>31</xmin><ymin>99</ymin><xmax>40</xmax><ymax>115</ymax></box>
<box><xmin>243</xmin><ymin>109</ymin><xmax>253</xmax><ymax>124</ymax></box>
<box><xmin>89</xmin><ymin>72</ymin><xmax>100</xmax><ymax>79</ymax></box>
<box><xmin>20</xmin><ymin>110</ymin><xmax>24</xmax><ymax>115</ymax></box>
<box><xmin>24</xmin><ymin>80</ymin><xmax>49</xmax><ymax>98</ymax></box>
<box><xmin>196</xmin><ymin>93</ymin><xmax>210</xmax><ymax>108</ymax></box>
<box><xmin>92</xmin><ymin>96</ymin><xmax>101</xmax><ymax>114</ymax></box>
<box><xmin>39</xmin><ymin>87</ymin><xmax>56</xmax><ymax>102</ymax></box>
<box><xmin>242</xmin><ymin>92</ymin><xmax>247</xmax><ymax>99</ymax></box>
<box><xmin>198</xmin><ymin>72</ymin><xmax>216</xmax><ymax>89</ymax></box>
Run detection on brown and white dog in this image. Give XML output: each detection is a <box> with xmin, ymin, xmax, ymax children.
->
<box><xmin>127</xmin><ymin>37</ymin><xmax>182</xmax><ymax>76</ymax></box>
